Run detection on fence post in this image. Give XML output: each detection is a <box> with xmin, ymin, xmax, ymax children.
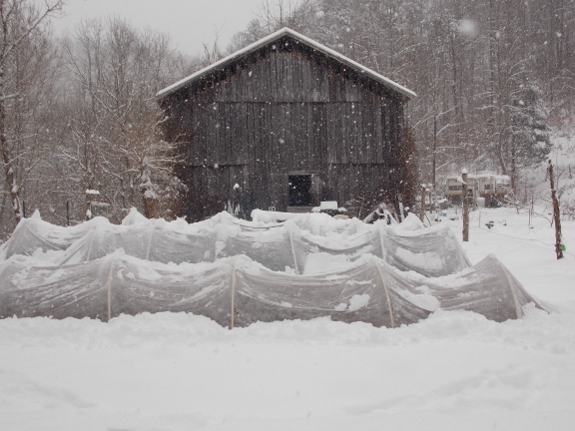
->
<box><xmin>419</xmin><ymin>183</ymin><xmax>427</xmax><ymax>222</ymax></box>
<box><xmin>462</xmin><ymin>169</ymin><xmax>469</xmax><ymax>242</ymax></box>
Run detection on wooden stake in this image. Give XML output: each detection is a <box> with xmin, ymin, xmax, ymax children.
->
<box><xmin>373</xmin><ymin>258</ymin><xmax>395</xmax><ymax>329</ymax></box>
<box><xmin>107</xmin><ymin>261</ymin><xmax>115</xmax><ymax>322</ymax></box>
<box><xmin>230</xmin><ymin>258</ymin><xmax>238</xmax><ymax>329</ymax></box>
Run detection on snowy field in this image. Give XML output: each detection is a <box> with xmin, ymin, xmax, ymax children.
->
<box><xmin>1</xmin><ymin>207</ymin><xmax>574</xmax><ymax>431</ymax></box>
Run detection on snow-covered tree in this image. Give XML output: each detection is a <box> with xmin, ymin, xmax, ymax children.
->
<box><xmin>60</xmin><ymin>17</ymin><xmax>185</xmax><ymax>221</ymax></box>
<box><xmin>0</xmin><ymin>0</ymin><xmax>63</xmax><ymax>234</ymax></box>
<box><xmin>508</xmin><ymin>84</ymin><xmax>552</xmax><ymax>187</ymax></box>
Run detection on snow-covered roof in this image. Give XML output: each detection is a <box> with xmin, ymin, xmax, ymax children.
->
<box><xmin>156</xmin><ymin>27</ymin><xmax>416</xmax><ymax>99</ymax></box>
<box><xmin>447</xmin><ymin>173</ymin><xmax>512</xmax><ymax>183</ymax></box>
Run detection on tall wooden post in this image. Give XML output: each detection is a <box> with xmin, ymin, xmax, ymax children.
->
<box><xmin>548</xmin><ymin>161</ymin><xmax>563</xmax><ymax>259</ymax></box>
<box><xmin>419</xmin><ymin>183</ymin><xmax>426</xmax><ymax>222</ymax></box>
<box><xmin>462</xmin><ymin>169</ymin><xmax>469</xmax><ymax>242</ymax></box>
<box><xmin>432</xmin><ymin>116</ymin><xmax>437</xmax><ymax>189</ymax></box>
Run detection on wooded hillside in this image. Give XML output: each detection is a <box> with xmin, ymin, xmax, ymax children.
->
<box><xmin>0</xmin><ymin>0</ymin><xmax>573</xmax><ymax>239</ymax></box>
<box><xmin>233</xmin><ymin>0</ymin><xmax>573</xmax><ymax>192</ymax></box>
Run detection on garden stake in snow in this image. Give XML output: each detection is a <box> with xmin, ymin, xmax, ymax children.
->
<box><xmin>230</xmin><ymin>258</ymin><xmax>238</xmax><ymax>329</ymax></box>
<box><xmin>288</xmin><ymin>228</ymin><xmax>299</xmax><ymax>274</ymax></box>
<box><xmin>107</xmin><ymin>261</ymin><xmax>115</xmax><ymax>322</ymax></box>
<box><xmin>146</xmin><ymin>228</ymin><xmax>156</xmax><ymax>261</ymax></box>
<box><xmin>373</xmin><ymin>258</ymin><xmax>395</xmax><ymax>329</ymax></box>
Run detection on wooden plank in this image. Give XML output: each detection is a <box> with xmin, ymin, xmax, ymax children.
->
<box><xmin>313</xmin><ymin>104</ymin><xmax>327</xmax><ymax>168</ymax></box>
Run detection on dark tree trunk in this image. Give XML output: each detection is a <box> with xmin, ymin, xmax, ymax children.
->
<box><xmin>0</xmin><ymin>68</ymin><xmax>23</xmax><ymax>226</ymax></box>
<box><xmin>547</xmin><ymin>161</ymin><xmax>563</xmax><ymax>259</ymax></box>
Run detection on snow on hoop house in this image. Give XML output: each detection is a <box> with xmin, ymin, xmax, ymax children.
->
<box><xmin>0</xmin><ymin>210</ymin><xmax>543</xmax><ymax>327</ymax></box>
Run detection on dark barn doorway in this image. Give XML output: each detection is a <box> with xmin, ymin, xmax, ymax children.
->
<box><xmin>289</xmin><ymin>175</ymin><xmax>312</xmax><ymax>206</ymax></box>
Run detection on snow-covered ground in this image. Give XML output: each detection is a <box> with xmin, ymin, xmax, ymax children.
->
<box><xmin>1</xmin><ymin>207</ymin><xmax>574</xmax><ymax>431</ymax></box>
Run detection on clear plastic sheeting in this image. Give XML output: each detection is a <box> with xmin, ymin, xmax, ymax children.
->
<box><xmin>0</xmin><ymin>210</ymin><xmax>99</xmax><ymax>259</ymax></box>
<box><xmin>57</xmin><ymin>221</ymin><xmax>221</xmax><ymax>265</ymax></box>
<box><xmin>0</xmin><ymin>253</ymin><xmax>431</xmax><ymax>327</ymax></box>
<box><xmin>0</xmin><ymin>209</ymin><xmax>543</xmax><ymax>327</ymax></box>
<box><xmin>221</xmin><ymin>223</ymin><xmax>302</xmax><ymax>273</ymax></box>
<box><xmin>425</xmin><ymin>255</ymin><xmax>539</xmax><ymax>322</ymax></box>
<box><xmin>1</xmin><ymin>210</ymin><xmax>470</xmax><ymax>278</ymax></box>
<box><xmin>0</xmin><ymin>253</ymin><xmax>231</xmax><ymax>322</ymax></box>
<box><xmin>381</xmin><ymin>221</ymin><xmax>471</xmax><ymax>277</ymax></box>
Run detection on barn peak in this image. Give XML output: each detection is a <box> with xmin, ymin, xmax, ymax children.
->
<box><xmin>156</xmin><ymin>27</ymin><xmax>416</xmax><ymax>100</ymax></box>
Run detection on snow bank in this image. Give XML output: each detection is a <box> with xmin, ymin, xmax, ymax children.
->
<box><xmin>0</xmin><ymin>206</ymin><xmax>573</xmax><ymax>430</ymax></box>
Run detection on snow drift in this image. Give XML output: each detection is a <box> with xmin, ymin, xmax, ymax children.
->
<box><xmin>0</xmin><ymin>209</ymin><xmax>542</xmax><ymax>327</ymax></box>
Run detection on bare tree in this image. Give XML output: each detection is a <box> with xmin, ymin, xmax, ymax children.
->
<box><xmin>59</xmin><ymin>17</ymin><xmax>184</xmax><ymax>221</ymax></box>
<box><xmin>0</xmin><ymin>0</ymin><xmax>62</xmax><ymax>233</ymax></box>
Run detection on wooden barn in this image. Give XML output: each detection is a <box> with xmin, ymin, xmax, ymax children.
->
<box><xmin>157</xmin><ymin>28</ymin><xmax>416</xmax><ymax>221</ymax></box>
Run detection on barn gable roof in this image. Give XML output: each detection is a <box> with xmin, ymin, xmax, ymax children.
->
<box><xmin>156</xmin><ymin>27</ymin><xmax>416</xmax><ymax>100</ymax></box>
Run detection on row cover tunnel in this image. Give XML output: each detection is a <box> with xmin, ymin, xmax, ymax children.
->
<box><xmin>0</xmin><ymin>209</ymin><xmax>543</xmax><ymax>327</ymax></box>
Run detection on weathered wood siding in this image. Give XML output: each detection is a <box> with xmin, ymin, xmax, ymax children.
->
<box><xmin>161</xmin><ymin>37</ymin><xmax>408</xmax><ymax>220</ymax></box>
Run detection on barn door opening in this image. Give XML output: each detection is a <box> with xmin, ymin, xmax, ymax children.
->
<box><xmin>289</xmin><ymin>175</ymin><xmax>312</xmax><ymax>206</ymax></box>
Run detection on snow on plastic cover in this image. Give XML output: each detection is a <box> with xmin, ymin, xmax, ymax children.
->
<box><xmin>0</xmin><ymin>209</ymin><xmax>543</xmax><ymax>327</ymax></box>
<box><xmin>1</xmin><ymin>211</ymin><xmax>470</xmax><ymax>277</ymax></box>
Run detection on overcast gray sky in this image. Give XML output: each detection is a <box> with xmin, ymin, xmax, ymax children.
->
<box><xmin>53</xmin><ymin>0</ymin><xmax>265</xmax><ymax>57</ymax></box>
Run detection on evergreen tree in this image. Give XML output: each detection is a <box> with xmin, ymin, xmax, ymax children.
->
<box><xmin>508</xmin><ymin>84</ymin><xmax>552</xmax><ymax>187</ymax></box>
